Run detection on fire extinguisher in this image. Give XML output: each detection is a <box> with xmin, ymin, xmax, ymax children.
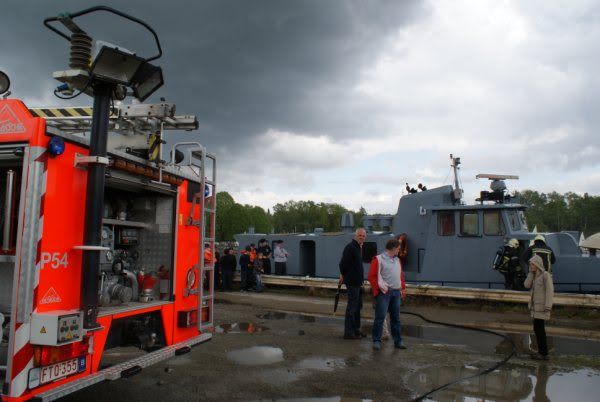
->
<box><xmin>137</xmin><ymin>269</ymin><xmax>158</xmax><ymax>302</ymax></box>
<box><xmin>158</xmin><ymin>265</ymin><xmax>170</xmax><ymax>300</ymax></box>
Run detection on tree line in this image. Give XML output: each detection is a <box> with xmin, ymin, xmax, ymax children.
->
<box><xmin>515</xmin><ymin>190</ymin><xmax>600</xmax><ymax>236</ymax></box>
<box><xmin>215</xmin><ymin>191</ymin><xmax>366</xmax><ymax>241</ymax></box>
<box><xmin>215</xmin><ymin>190</ymin><xmax>600</xmax><ymax>241</ymax></box>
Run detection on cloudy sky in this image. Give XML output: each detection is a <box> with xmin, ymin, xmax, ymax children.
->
<box><xmin>3</xmin><ymin>0</ymin><xmax>600</xmax><ymax>214</ymax></box>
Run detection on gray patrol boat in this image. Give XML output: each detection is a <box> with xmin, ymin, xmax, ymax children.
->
<box><xmin>236</xmin><ymin>155</ymin><xmax>600</xmax><ymax>293</ymax></box>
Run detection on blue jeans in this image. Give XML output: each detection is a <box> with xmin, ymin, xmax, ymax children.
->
<box><xmin>372</xmin><ymin>289</ymin><xmax>402</xmax><ymax>344</ymax></box>
<box><xmin>255</xmin><ymin>273</ymin><xmax>263</xmax><ymax>292</ymax></box>
<box><xmin>344</xmin><ymin>286</ymin><xmax>363</xmax><ymax>336</ymax></box>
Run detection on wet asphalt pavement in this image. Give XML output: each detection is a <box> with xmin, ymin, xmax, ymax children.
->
<box><xmin>61</xmin><ymin>293</ymin><xmax>600</xmax><ymax>402</ymax></box>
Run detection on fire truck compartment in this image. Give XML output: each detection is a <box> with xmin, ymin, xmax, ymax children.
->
<box><xmin>98</xmin><ymin>176</ymin><xmax>176</xmax><ymax>311</ymax></box>
<box><xmin>0</xmin><ymin>146</ymin><xmax>24</xmax><ymax>382</ymax></box>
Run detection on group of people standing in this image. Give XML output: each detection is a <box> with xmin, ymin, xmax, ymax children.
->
<box><xmin>339</xmin><ymin>229</ymin><xmax>554</xmax><ymax>360</ymax></box>
<box><xmin>207</xmin><ymin>239</ymin><xmax>289</xmax><ymax>293</ymax></box>
<box><xmin>493</xmin><ymin>234</ymin><xmax>556</xmax><ymax>291</ymax></box>
<box><xmin>339</xmin><ymin>228</ymin><xmax>408</xmax><ymax>350</ymax></box>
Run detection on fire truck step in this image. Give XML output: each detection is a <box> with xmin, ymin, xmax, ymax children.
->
<box><xmin>120</xmin><ymin>365</ymin><xmax>142</xmax><ymax>378</ymax></box>
<box><xmin>175</xmin><ymin>346</ymin><xmax>191</xmax><ymax>355</ymax></box>
<box><xmin>32</xmin><ymin>333</ymin><xmax>212</xmax><ymax>401</ymax></box>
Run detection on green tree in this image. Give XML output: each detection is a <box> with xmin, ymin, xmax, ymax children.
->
<box><xmin>515</xmin><ymin>190</ymin><xmax>600</xmax><ymax>236</ymax></box>
<box><xmin>215</xmin><ymin>191</ymin><xmax>273</xmax><ymax>240</ymax></box>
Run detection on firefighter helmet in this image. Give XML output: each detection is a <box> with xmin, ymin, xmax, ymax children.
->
<box><xmin>534</xmin><ymin>234</ymin><xmax>546</xmax><ymax>243</ymax></box>
<box><xmin>508</xmin><ymin>238</ymin><xmax>519</xmax><ymax>248</ymax></box>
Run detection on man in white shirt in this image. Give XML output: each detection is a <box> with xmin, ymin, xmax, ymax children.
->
<box><xmin>274</xmin><ymin>240</ymin><xmax>289</xmax><ymax>275</ymax></box>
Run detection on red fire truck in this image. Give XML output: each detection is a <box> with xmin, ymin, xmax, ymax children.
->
<box><xmin>0</xmin><ymin>8</ymin><xmax>217</xmax><ymax>399</ymax></box>
<box><xmin>0</xmin><ymin>96</ymin><xmax>216</xmax><ymax>401</ymax></box>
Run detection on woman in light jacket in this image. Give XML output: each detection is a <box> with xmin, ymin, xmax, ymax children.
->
<box><xmin>524</xmin><ymin>254</ymin><xmax>554</xmax><ymax>360</ymax></box>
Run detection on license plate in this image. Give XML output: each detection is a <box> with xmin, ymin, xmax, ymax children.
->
<box><xmin>39</xmin><ymin>357</ymin><xmax>85</xmax><ymax>385</ymax></box>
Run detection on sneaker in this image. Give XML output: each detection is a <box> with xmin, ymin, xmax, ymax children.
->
<box><xmin>343</xmin><ymin>333</ymin><xmax>361</xmax><ymax>340</ymax></box>
<box><xmin>394</xmin><ymin>342</ymin><xmax>407</xmax><ymax>350</ymax></box>
<box><xmin>373</xmin><ymin>342</ymin><xmax>381</xmax><ymax>351</ymax></box>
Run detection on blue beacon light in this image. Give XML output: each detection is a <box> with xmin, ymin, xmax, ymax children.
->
<box><xmin>48</xmin><ymin>136</ymin><xmax>65</xmax><ymax>156</ymax></box>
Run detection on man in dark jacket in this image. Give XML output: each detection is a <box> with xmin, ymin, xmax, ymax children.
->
<box><xmin>219</xmin><ymin>248</ymin><xmax>237</xmax><ymax>291</ymax></box>
<box><xmin>257</xmin><ymin>238</ymin><xmax>272</xmax><ymax>275</ymax></box>
<box><xmin>339</xmin><ymin>228</ymin><xmax>367</xmax><ymax>339</ymax></box>
<box><xmin>523</xmin><ymin>235</ymin><xmax>556</xmax><ymax>274</ymax></box>
<box><xmin>239</xmin><ymin>246</ymin><xmax>253</xmax><ymax>291</ymax></box>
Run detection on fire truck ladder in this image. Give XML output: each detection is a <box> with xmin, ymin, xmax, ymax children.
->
<box><xmin>197</xmin><ymin>149</ymin><xmax>216</xmax><ymax>331</ymax></box>
<box><xmin>178</xmin><ymin>145</ymin><xmax>217</xmax><ymax>332</ymax></box>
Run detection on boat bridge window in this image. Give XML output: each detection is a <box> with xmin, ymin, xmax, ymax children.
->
<box><xmin>518</xmin><ymin>210</ymin><xmax>528</xmax><ymax>230</ymax></box>
<box><xmin>507</xmin><ymin>210</ymin><xmax>521</xmax><ymax>231</ymax></box>
<box><xmin>437</xmin><ymin>211</ymin><xmax>455</xmax><ymax>236</ymax></box>
<box><xmin>362</xmin><ymin>242</ymin><xmax>377</xmax><ymax>263</ymax></box>
<box><xmin>484</xmin><ymin>211</ymin><xmax>505</xmax><ymax>236</ymax></box>
<box><xmin>460</xmin><ymin>211</ymin><xmax>479</xmax><ymax>236</ymax></box>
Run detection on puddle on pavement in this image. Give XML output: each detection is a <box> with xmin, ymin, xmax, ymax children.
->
<box><xmin>215</xmin><ymin>322</ymin><xmax>269</xmax><ymax>334</ymax></box>
<box><xmin>257</xmin><ymin>311</ymin><xmax>317</xmax><ymax>323</ymax></box>
<box><xmin>359</xmin><ymin>323</ymin><xmax>600</xmax><ymax>356</ymax></box>
<box><xmin>408</xmin><ymin>363</ymin><xmax>600</xmax><ymax>401</ymax></box>
<box><xmin>227</xmin><ymin>346</ymin><xmax>284</xmax><ymax>365</ymax></box>
<box><xmin>258</xmin><ymin>311</ymin><xmax>600</xmax><ymax>357</ymax></box>
<box><xmin>296</xmin><ymin>356</ymin><xmax>346</xmax><ymax>371</ymax></box>
<box><xmin>257</xmin><ymin>356</ymin><xmax>348</xmax><ymax>386</ymax></box>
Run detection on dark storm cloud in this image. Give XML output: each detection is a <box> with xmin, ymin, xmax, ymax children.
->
<box><xmin>1</xmin><ymin>0</ymin><xmax>426</xmax><ymax>150</ymax></box>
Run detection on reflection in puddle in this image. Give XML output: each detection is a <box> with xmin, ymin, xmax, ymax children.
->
<box><xmin>257</xmin><ymin>356</ymin><xmax>348</xmax><ymax>387</ymax></box>
<box><xmin>365</xmin><ymin>323</ymin><xmax>600</xmax><ymax>356</ymax></box>
<box><xmin>227</xmin><ymin>346</ymin><xmax>284</xmax><ymax>365</ymax></box>
<box><xmin>215</xmin><ymin>322</ymin><xmax>268</xmax><ymax>334</ymax></box>
<box><xmin>257</xmin><ymin>312</ymin><xmax>317</xmax><ymax>323</ymax></box>
<box><xmin>408</xmin><ymin>364</ymin><xmax>600</xmax><ymax>401</ymax></box>
<box><xmin>296</xmin><ymin>357</ymin><xmax>346</xmax><ymax>372</ymax></box>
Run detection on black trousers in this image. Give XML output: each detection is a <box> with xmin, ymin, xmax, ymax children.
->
<box><xmin>275</xmin><ymin>262</ymin><xmax>287</xmax><ymax>275</ymax></box>
<box><xmin>344</xmin><ymin>286</ymin><xmax>363</xmax><ymax>336</ymax></box>
<box><xmin>261</xmin><ymin>258</ymin><xmax>271</xmax><ymax>275</ymax></box>
<box><xmin>533</xmin><ymin>318</ymin><xmax>548</xmax><ymax>356</ymax></box>
<box><xmin>221</xmin><ymin>267</ymin><xmax>233</xmax><ymax>291</ymax></box>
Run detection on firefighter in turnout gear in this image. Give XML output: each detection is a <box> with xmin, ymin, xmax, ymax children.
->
<box><xmin>523</xmin><ymin>234</ymin><xmax>556</xmax><ymax>274</ymax></box>
<box><xmin>493</xmin><ymin>238</ymin><xmax>525</xmax><ymax>290</ymax></box>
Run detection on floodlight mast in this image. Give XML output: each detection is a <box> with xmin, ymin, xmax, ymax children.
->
<box><xmin>44</xmin><ymin>7</ymin><xmax>163</xmax><ymax>330</ymax></box>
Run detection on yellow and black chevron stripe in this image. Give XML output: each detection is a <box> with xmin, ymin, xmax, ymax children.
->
<box><xmin>28</xmin><ymin>107</ymin><xmax>94</xmax><ymax>118</ymax></box>
<box><xmin>148</xmin><ymin>132</ymin><xmax>162</xmax><ymax>162</ymax></box>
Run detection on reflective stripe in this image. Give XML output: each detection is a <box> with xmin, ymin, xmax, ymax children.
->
<box><xmin>10</xmin><ymin>357</ymin><xmax>34</xmax><ymax>397</ymax></box>
<box><xmin>14</xmin><ymin>322</ymin><xmax>30</xmax><ymax>352</ymax></box>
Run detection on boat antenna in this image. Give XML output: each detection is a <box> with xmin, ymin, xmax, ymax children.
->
<box><xmin>450</xmin><ymin>154</ymin><xmax>463</xmax><ymax>203</ymax></box>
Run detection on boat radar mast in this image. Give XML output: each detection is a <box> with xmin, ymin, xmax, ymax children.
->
<box><xmin>475</xmin><ymin>173</ymin><xmax>519</xmax><ymax>204</ymax></box>
<box><xmin>450</xmin><ymin>154</ymin><xmax>463</xmax><ymax>203</ymax></box>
